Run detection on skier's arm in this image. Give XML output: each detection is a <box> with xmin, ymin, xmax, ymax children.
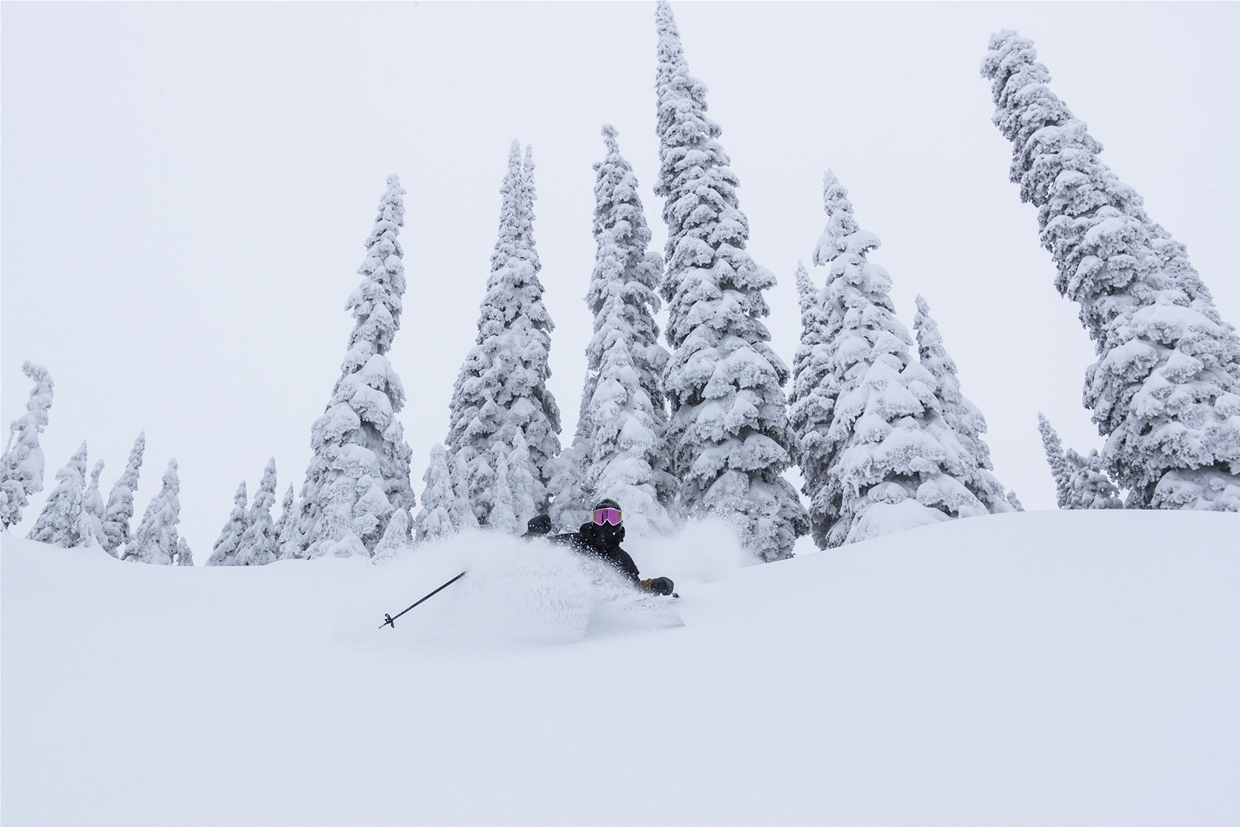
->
<box><xmin>614</xmin><ymin>549</ymin><xmax>642</xmax><ymax>583</ymax></box>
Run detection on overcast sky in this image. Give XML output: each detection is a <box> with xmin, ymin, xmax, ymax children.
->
<box><xmin>3</xmin><ymin>2</ymin><xmax>1237</xmax><ymax>554</ymax></box>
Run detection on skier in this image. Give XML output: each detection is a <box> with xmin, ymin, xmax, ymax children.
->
<box><xmin>525</xmin><ymin>500</ymin><xmax>674</xmax><ymax>595</ymax></box>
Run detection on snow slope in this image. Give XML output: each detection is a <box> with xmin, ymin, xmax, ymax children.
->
<box><xmin>3</xmin><ymin>511</ymin><xmax>1236</xmax><ymax>826</ymax></box>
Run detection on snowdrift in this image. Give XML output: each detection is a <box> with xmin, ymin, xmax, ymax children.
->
<box><xmin>3</xmin><ymin>511</ymin><xmax>1236</xmax><ymax>826</ymax></box>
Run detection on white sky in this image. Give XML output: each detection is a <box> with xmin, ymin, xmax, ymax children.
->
<box><xmin>3</xmin><ymin>2</ymin><xmax>1237</xmax><ymax>555</ymax></box>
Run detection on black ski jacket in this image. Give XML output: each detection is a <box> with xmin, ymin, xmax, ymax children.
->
<box><xmin>550</xmin><ymin>522</ymin><xmax>641</xmax><ymax>583</ymax></box>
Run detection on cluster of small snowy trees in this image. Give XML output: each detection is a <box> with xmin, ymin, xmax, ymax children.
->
<box><xmin>0</xmin><ymin>367</ymin><xmax>193</xmax><ymax>563</ymax></box>
<box><xmin>206</xmin><ymin>459</ymin><xmax>290</xmax><ymax>566</ymax></box>
<box><xmin>789</xmin><ymin>173</ymin><xmax>1019</xmax><ymax>549</ymax></box>
<box><xmin>982</xmin><ymin>31</ymin><xmax>1240</xmax><ymax>511</ymax></box>
<box><xmin>1036</xmin><ymin>415</ymin><xmax>1122</xmax><ymax>510</ymax></box>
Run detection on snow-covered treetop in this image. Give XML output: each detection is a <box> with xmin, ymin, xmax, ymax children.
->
<box><xmin>3</xmin><ymin>362</ymin><xmax>54</xmax><ymax>465</ymax></box>
<box><xmin>653</xmin><ymin>1</ymin><xmax>773</xmax><ymax>353</ymax></box>
<box><xmin>814</xmin><ymin>171</ymin><xmax>897</xmax><ymax>325</ymax></box>
<box><xmin>585</xmin><ymin>125</ymin><xmax>665</xmax><ymax>400</ymax></box>
<box><xmin>813</xmin><ymin>171</ymin><xmax>869</xmax><ymax>268</ymax></box>
<box><xmin>914</xmin><ymin>296</ymin><xmax>988</xmax><ymax>444</ymax></box>
<box><xmin>346</xmin><ymin>174</ymin><xmax>407</xmax><ymax>361</ymax></box>
<box><xmin>1</xmin><ymin>361</ymin><xmax>54</xmax><ymax>529</ymax></box>
<box><xmin>474</xmin><ymin>142</ymin><xmax>553</xmax><ymax>351</ymax></box>
<box><xmin>791</xmin><ymin>260</ymin><xmax>832</xmax><ymax>393</ymax></box>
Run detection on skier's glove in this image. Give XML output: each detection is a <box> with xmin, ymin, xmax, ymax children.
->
<box><xmin>524</xmin><ymin>514</ymin><xmax>552</xmax><ymax>537</ymax></box>
<box><xmin>650</xmin><ymin>577</ymin><xmax>674</xmax><ymax>596</ymax></box>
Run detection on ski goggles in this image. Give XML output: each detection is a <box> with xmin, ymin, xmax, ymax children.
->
<box><xmin>592</xmin><ymin>507</ymin><xmax>622</xmax><ymax>526</ymax></box>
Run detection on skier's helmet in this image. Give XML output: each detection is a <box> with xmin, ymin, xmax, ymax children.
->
<box><xmin>592</xmin><ymin>499</ymin><xmax>622</xmax><ymax>526</ymax></box>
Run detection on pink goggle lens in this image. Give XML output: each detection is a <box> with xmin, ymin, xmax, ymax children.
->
<box><xmin>593</xmin><ymin>508</ymin><xmax>622</xmax><ymax>526</ymax></box>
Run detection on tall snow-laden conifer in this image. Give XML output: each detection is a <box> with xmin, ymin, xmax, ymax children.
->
<box><xmin>1</xmin><ymin>362</ymin><xmax>54</xmax><ymax>530</ymax></box>
<box><xmin>237</xmin><ymin>459</ymin><xmax>279</xmax><ymax>566</ymax></box>
<box><xmin>446</xmin><ymin>142</ymin><xmax>561</xmax><ymax>529</ymax></box>
<box><xmin>807</xmin><ymin>172</ymin><xmax>990</xmax><ymax>547</ymax></box>
<box><xmin>653</xmin><ymin>2</ymin><xmax>807</xmax><ymax>561</ymax></box>
<box><xmin>558</xmin><ymin>125</ymin><xmax>675</xmax><ymax>536</ymax></box>
<box><xmin>294</xmin><ymin>175</ymin><xmax>416</xmax><ymax>557</ymax></box>
<box><xmin>788</xmin><ymin>261</ymin><xmax>838</xmax><ymax>547</ymax></box>
<box><xmin>27</xmin><ymin>442</ymin><xmax>92</xmax><ymax>547</ymax></box>
<box><xmin>207</xmin><ymin>481</ymin><xmax>248</xmax><ymax>566</ymax></box>
<box><xmin>83</xmin><ymin>460</ymin><xmax>105</xmax><ymax>545</ymax></box>
<box><xmin>982</xmin><ymin>31</ymin><xmax>1240</xmax><ymax>511</ymax></box>
<box><xmin>101</xmin><ymin>433</ymin><xmax>145</xmax><ymax>557</ymax></box>
<box><xmin>123</xmin><ymin>459</ymin><xmax>184</xmax><ymax>565</ymax></box>
<box><xmin>913</xmin><ymin>295</ymin><xmax>1017</xmax><ymax>513</ymax></box>
<box><xmin>1036</xmin><ymin>414</ymin><xmax>1074</xmax><ymax>508</ymax></box>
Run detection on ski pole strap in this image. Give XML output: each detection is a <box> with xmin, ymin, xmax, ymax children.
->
<box><xmin>380</xmin><ymin>570</ymin><xmax>467</xmax><ymax>629</ymax></box>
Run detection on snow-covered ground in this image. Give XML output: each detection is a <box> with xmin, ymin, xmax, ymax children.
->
<box><xmin>3</xmin><ymin>511</ymin><xmax>1236</xmax><ymax>826</ymax></box>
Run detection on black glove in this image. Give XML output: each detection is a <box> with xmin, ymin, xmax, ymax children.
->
<box><xmin>524</xmin><ymin>514</ymin><xmax>552</xmax><ymax>537</ymax></box>
<box><xmin>650</xmin><ymin>577</ymin><xmax>674</xmax><ymax>596</ymax></box>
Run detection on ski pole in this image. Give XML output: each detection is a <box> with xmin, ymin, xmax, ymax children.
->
<box><xmin>380</xmin><ymin>571</ymin><xmax>467</xmax><ymax>629</ymax></box>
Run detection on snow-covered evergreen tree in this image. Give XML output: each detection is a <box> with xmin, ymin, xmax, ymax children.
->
<box><xmin>788</xmin><ymin>261</ymin><xmax>838</xmax><ymax>548</ymax></box>
<box><xmin>413</xmin><ymin>443</ymin><xmax>477</xmax><ymax>544</ymax></box>
<box><xmin>445</xmin><ymin>142</ymin><xmax>561</xmax><ymax>527</ymax></box>
<box><xmin>1064</xmin><ymin>447</ymin><xmax>1124</xmax><ymax>510</ymax></box>
<box><xmin>27</xmin><ymin>442</ymin><xmax>91</xmax><ymax>547</ymax></box>
<box><xmin>82</xmin><ymin>460</ymin><xmax>105</xmax><ymax>546</ymax></box>
<box><xmin>293</xmin><ymin>174</ymin><xmax>416</xmax><ymax>557</ymax></box>
<box><xmin>487</xmin><ymin>446</ymin><xmax>519</xmax><ymax>536</ymax></box>
<box><xmin>653</xmin><ymin>1</ymin><xmax>808</xmax><ymax>561</ymax></box>
<box><xmin>123</xmin><ymin>459</ymin><xmax>184</xmax><ymax>566</ymax></box>
<box><xmin>206</xmin><ymin>481</ymin><xmax>248</xmax><ymax>566</ymax></box>
<box><xmin>372</xmin><ymin>507</ymin><xmax>411</xmax><ymax>563</ymax></box>
<box><xmin>506</xmin><ymin>431</ymin><xmax>537</xmax><ymax>532</ymax></box>
<box><xmin>546</xmin><ymin>443</ymin><xmax>589</xmax><ymax>533</ymax></box>
<box><xmin>982</xmin><ymin>30</ymin><xmax>1240</xmax><ymax>511</ymax></box>
<box><xmin>174</xmin><ymin>537</ymin><xmax>194</xmax><ymax>566</ymax></box>
<box><xmin>1036</xmin><ymin>414</ymin><xmax>1074</xmax><ymax>509</ymax></box>
<box><xmin>807</xmin><ymin>171</ymin><xmax>989</xmax><ymax>548</ymax></box>
<box><xmin>913</xmin><ymin>295</ymin><xmax>1017</xmax><ymax>513</ymax></box>
<box><xmin>101</xmin><ymin>433</ymin><xmax>144</xmax><ymax>557</ymax></box>
<box><xmin>1036</xmin><ymin>413</ymin><xmax>1122</xmax><ymax>510</ymax></box>
<box><xmin>1</xmin><ymin>361</ymin><xmax>54</xmax><ymax>531</ymax></box>
<box><xmin>414</xmin><ymin>446</ymin><xmax>454</xmax><ymax>544</ymax></box>
<box><xmin>273</xmin><ymin>484</ymin><xmax>296</xmax><ymax>558</ymax></box>
<box><xmin>237</xmin><ymin>459</ymin><xmax>279</xmax><ymax>566</ymax></box>
<box><xmin>559</xmin><ymin>125</ymin><xmax>675</xmax><ymax>537</ymax></box>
